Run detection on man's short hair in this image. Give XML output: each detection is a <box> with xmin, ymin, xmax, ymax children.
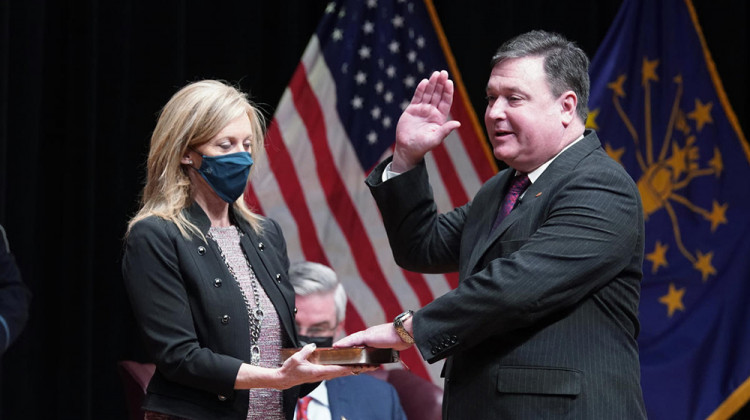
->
<box><xmin>491</xmin><ymin>30</ymin><xmax>590</xmax><ymax>122</ymax></box>
<box><xmin>288</xmin><ymin>261</ymin><xmax>347</xmax><ymax>325</ymax></box>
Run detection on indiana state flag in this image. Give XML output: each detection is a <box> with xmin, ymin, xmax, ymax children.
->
<box><xmin>587</xmin><ymin>0</ymin><xmax>750</xmax><ymax>418</ymax></box>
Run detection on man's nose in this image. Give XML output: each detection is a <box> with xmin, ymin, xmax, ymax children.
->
<box><xmin>487</xmin><ymin>100</ymin><xmax>506</xmax><ymax>119</ymax></box>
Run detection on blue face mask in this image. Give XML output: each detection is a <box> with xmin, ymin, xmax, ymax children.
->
<box><xmin>191</xmin><ymin>151</ymin><xmax>253</xmax><ymax>203</ymax></box>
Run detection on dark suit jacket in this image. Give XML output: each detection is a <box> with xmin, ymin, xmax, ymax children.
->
<box><xmin>0</xmin><ymin>224</ymin><xmax>31</xmax><ymax>355</ymax></box>
<box><xmin>324</xmin><ymin>375</ymin><xmax>407</xmax><ymax>420</ymax></box>
<box><xmin>366</xmin><ymin>131</ymin><xmax>647</xmax><ymax>419</ymax></box>
<box><xmin>123</xmin><ymin>203</ymin><xmax>309</xmax><ymax>420</ymax></box>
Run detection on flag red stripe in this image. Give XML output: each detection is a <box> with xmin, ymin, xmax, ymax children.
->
<box><xmin>400</xmin><ymin>269</ymin><xmax>435</xmax><ymax>307</ymax></box>
<box><xmin>444</xmin><ymin>272</ymin><xmax>459</xmax><ymax>290</ymax></box>
<box><xmin>344</xmin><ymin>304</ymin><xmax>366</xmax><ymax>333</ymax></box>
<box><xmin>244</xmin><ymin>184</ymin><xmax>264</xmax><ymax>216</ymax></box>
<box><xmin>252</xmin><ymin>124</ymin><xmax>371</xmax><ymax>340</ymax></box>
<box><xmin>289</xmin><ymin>67</ymin><xmax>431</xmax><ymax>380</ymax></box>
<box><xmin>399</xmin><ymin>347</ymin><xmax>431</xmax><ymax>381</ymax></box>
<box><xmin>288</xmin><ymin>66</ymin><xmax>402</xmax><ymax>318</ymax></box>
<box><xmin>431</xmin><ymin>143</ymin><xmax>470</xmax><ymax>207</ymax></box>
<box><xmin>264</xmin><ymin>121</ymin><xmax>329</xmax><ymax>265</ymax></box>
<box><xmin>452</xmin><ymin>101</ymin><xmax>497</xmax><ymax>182</ymax></box>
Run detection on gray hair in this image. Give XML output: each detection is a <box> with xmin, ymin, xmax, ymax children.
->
<box><xmin>288</xmin><ymin>261</ymin><xmax>347</xmax><ymax>324</ymax></box>
<box><xmin>491</xmin><ymin>30</ymin><xmax>590</xmax><ymax>122</ymax></box>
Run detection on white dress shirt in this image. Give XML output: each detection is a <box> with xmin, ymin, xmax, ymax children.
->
<box><xmin>294</xmin><ymin>381</ymin><xmax>331</xmax><ymax>420</ymax></box>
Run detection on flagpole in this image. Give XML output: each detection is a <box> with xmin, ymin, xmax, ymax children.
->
<box><xmin>422</xmin><ymin>0</ymin><xmax>498</xmax><ymax>172</ymax></box>
<box><xmin>707</xmin><ymin>374</ymin><xmax>750</xmax><ymax>419</ymax></box>
<box><xmin>684</xmin><ymin>0</ymin><xmax>750</xmax><ymax>166</ymax></box>
<box><xmin>684</xmin><ymin>4</ymin><xmax>750</xmax><ymax>416</ymax></box>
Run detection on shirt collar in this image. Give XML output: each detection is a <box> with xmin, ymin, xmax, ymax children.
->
<box><xmin>523</xmin><ymin>133</ymin><xmax>585</xmax><ymax>183</ymax></box>
<box><xmin>307</xmin><ymin>380</ymin><xmax>330</xmax><ymax>407</ymax></box>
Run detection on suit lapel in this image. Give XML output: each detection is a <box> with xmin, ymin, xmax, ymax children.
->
<box><xmin>464</xmin><ymin>170</ymin><xmax>514</xmax><ymax>273</ymax></box>
<box><xmin>467</xmin><ymin>131</ymin><xmax>603</xmax><ymax>272</ymax></box>
<box><xmin>467</xmin><ymin>180</ymin><xmax>542</xmax><ymax>272</ymax></box>
<box><xmin>326</xmin><ymin>378</ymin><xmax>353</xmax><ymax>420</ymax></box>
<box><xmin>487</xmin><ymin>178</ymin><xmax>543</xmax><ymax>240</ymax></box>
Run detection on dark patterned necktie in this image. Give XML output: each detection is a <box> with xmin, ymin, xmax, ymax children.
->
<box><xmin>491</xmin><ymin>173</ymin><xmax>531</xmax><ymax>231</ymax></box>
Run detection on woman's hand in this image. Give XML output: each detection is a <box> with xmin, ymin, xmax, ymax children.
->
<box><xmin>234</xmin><ymin>344</ymin><xmax>377</xmax><ymax>390</ymax></box>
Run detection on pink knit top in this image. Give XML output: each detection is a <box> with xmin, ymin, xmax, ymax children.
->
<box><xmin>145</xmin><ymin>225</ymin><xmax>285</xmax><ymax>420</ymax></box>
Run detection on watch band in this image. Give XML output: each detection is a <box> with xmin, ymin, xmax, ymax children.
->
<box><xmin>393</xmin><ymin>310</ymin><xmax>415</xmax><ymax>344</ymax></box>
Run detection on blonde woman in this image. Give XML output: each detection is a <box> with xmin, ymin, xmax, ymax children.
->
<box><xmin>123</xmin><ymin>80</ymin><xmax>368</xmax><ymax>420</ymax></box>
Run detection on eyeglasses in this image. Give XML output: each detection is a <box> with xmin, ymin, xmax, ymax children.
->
<box><xmin>296</xmin><ymin>324</ymin><xmax>339</xmax><ymax>337</ymax></box>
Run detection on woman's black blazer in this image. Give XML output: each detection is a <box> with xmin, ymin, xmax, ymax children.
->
<box><xmin>123</xmin><ymin>203</ymin><xmax>308</xmax><ymax>420</ymax></box>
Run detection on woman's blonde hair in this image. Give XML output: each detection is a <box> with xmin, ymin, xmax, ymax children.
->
<box><xmin>127</xmin><ymin>80</ymin><xmax>266</xmax><ymax>239</ymax></box>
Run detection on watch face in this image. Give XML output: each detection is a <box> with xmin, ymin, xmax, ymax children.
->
<box><xmin>395</xmin><ymin>310</ymin><xmax>413</xmax><ymax>324</ymax></box>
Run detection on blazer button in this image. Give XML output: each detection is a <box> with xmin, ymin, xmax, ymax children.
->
<box><xmin>214</xmin><ymin>278</ymin><xmax>222</xmax><ymax>287</ymax></box>
<box><xmin>450</xmin><ymin>335</ymin><xmax>457</xmax><ymax>343</ymax></box>
<box><xmin>221</xmin><ymin>315</ymin><xmax>230</xmax><ymax>324</ymax></box>
<box><xmin>217</xmin><ymin>394</ymin><xmax>226</xmax><ymax>401</ymax></box>
<box><xmin>197</xmin><ymin>246</ymin><xmax>206</xmax><ymax>255</ymax></box>
<box><xmin>275</xmin><ymin>273</ymin><xmax>282</xmax><ymax>282</ymax></box>
<box><xmin>258</xmin><ymin>242</ymin><xmax>265</xmax><ymax>251</ymax></box>
<box><xmin>431</xmin><ymin>348</ymin><xmax>437</xmax><ymax>355</ymax></box>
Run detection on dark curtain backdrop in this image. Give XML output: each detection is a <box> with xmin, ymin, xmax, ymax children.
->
<box><xmin>0</xmin><ymin>1</ymin><xmax>746</xmax><ymax>419</ymax></box>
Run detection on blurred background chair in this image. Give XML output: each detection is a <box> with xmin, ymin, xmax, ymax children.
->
<box><xmin>367</xmin><ymin>369</ymin><xmax>443</xmax><ymax>420</ymax></box>
<box><xmin>116</xmin><ymin>360</ymin><xmax>155</xmax><ymax>420</ymax></box>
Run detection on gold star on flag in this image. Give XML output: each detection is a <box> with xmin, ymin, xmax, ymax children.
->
<box><xmin>709</xmin><ymin>146</ymin><xmax>723</xmax><ymax>177</ymax></box>
<box><xmin>646</xmin><ymin>241</ymin><xmax>669</xmax><ymax>273</ymax></box>
<box><xmin>676</xmin><ymin>110</ymin><xmax>691</xmax><ymax>135</ymax></box>
<box><xmin>659</xmin><ymin>283</ymin><xmax>685</xmax><ymax>317</ymax></box>
<box><xmin>586</xmin><ymin>108</ymin><xmax>599</xmax><ymax>130</ymax></box>
<box><xmin>604</xmin><ymin>142</ymin><xmax>625</xmax><ymax>165</ymax></box>
<box><xmin>667</xmin><ymin>142</ymin><xmax>689</xmax><ymax>179</ymax></box>
<box><xmin>694</xmin><ymin>250</ymin><xmax>717</xmax><ymax>282</ymax></box>
<box><xmin>642</xmin><ymin>57</ymin><xmax>660</xmax><ymax>85</ymax></box>
<box><xmin>707</xmin><ymin>201</ymin><xmax>728</xmax><ymax>232</ymax></box>
<box><xmin>608</xmin><ymin>75</ymin><xmax>627</xmax><ymax>98</ymax></box>
<box><xmin>688</xmin><ymin>99</ymin><xmax>713</xmax><ymax>131</ymax></box>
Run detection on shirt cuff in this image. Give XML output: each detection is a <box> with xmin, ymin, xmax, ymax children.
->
<box><xmin>382</xmin><ymin>162</ymin><xmax>403</xmax><ymax>182</ymax></box>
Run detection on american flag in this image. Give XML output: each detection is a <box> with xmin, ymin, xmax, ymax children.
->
<box><xmin>245</xmin><ymin>0</ymin><xmax>497</xmax><ymax>384</ymax></box>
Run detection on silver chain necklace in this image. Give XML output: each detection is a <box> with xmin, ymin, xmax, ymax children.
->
<box><xmin>208</xmin><ymin>226</ymin><xmax>264</xmax><ymax>365</ymax></box>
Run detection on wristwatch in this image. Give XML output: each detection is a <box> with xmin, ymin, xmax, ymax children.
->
<box><xmin>393</xmin><ymin>310</ymin><xmax>415</xmax><ymax>344</ymax></box>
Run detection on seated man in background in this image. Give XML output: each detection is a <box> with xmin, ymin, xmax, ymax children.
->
<box><xmin>289</xmin><ymin>261</ymin><xmax>407</xmax><ymax>420</ymax></box>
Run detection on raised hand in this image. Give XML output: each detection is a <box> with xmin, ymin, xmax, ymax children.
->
<box><xmin>392</xmin><ymin>70</ymin><xmax>462</xmax><ymax>173</ymax></box>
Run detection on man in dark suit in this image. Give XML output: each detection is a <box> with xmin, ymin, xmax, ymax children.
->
<box><xmin>289</xmin><ymin>261</ymin><xmax>407</xmax><ymax>420</ymax></box>
<box><xmin>336</xmin><ymin>30</ymin><xmax>647</xmax><ymax>419</ymax></box>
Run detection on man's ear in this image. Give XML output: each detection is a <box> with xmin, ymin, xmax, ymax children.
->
<box><xmin>560</xmin><ymin>91</ymin><xmax>578</xmax><ymax>126</ymax></box>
